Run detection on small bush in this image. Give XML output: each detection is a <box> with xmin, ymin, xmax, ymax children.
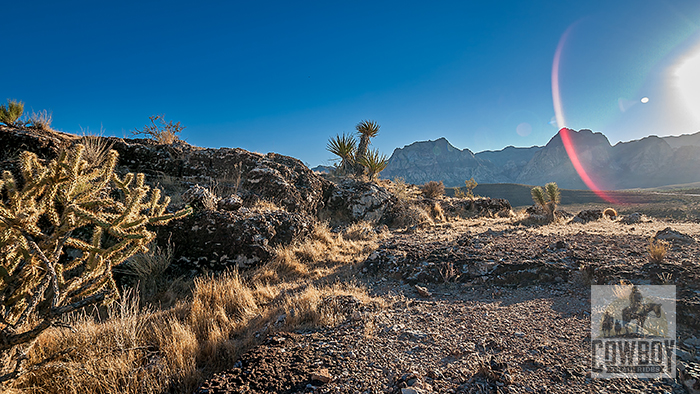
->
<box><xmin>133</xmin><ymin>114</ymin><xmax>184</xmax><ymax>144</ymax></box>
<box><xmin>603</xmin><ymin>207</ymin><xmax>617</xmax><ymax>219</ymax></box>
<box><xmin>0</xmin><ymin>99</ymin><xmax>24</xmax><ymax>127</ymax></box>
<box><xmin>422</xmin><ymin>180</ymin><xmax>444</xmax><ymax>199</ymax></box>
<box><xmin>390</xmin><ymin>177</ymin><xmax>412</xmax><ymax>202</ymax></box>
<box><xmin>27</xmin><ymin>109</ymin><xmax>53</xmax><ymax>131</ymax></box>
<box><xmin>391</xmin><ymin>203</ymin><xmax>432</xmax><ymax>228</ymax></box>
<box><xmin>431</xmin><ymin>202</ymin><xmax>445</xmax><ymax>222</ymax></box>
<box><xmin>78</xmin><ymin>131</ymin><xmax>114</xmax><ymax>169</ymax></box>
<box><xmin>647</xmin><ymin>238</ymin><xmax>669</xmax><ymax>263</ymax></box>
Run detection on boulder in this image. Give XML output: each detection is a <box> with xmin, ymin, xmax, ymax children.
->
<box><xmin>620</xmin><ymin>212</ymin><xmax>644</xmax><ymax>224</ymax></box>
<box><xmin>182</xmin><ymin>184</ymin><xmax>218</xmax><ymax>211</ymax></box>
<box><xmin>655</xmin><ymin>227</ymin><xmax>696</xmax><ymax>244</ymax></box>
<box><xmin>158</xmin><ymin>209</ymin><xmax>314</xmax><ymax>271</ymax></box>
<box><xmin>571</xmin><ymin>209</ymin><xmax>603</xmax><ymax>224</ymax></box>
<box><xmin>320</xmin><ymin>178</ymin><xmax>395</xmax><ymax>224</ymax></box>
<box><xmin>217</xmin><ymin>194</ymin><xmax>243</xmax><ymax>211</ymax></box>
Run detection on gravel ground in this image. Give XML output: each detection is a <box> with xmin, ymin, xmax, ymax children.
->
<box><xmin>197</xmin><ymin>217</ymin><xmax>700</xmax><ymax>394</ymax></box>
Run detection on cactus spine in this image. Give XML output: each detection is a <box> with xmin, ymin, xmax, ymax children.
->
<box><xmin>0</xmin><ymin>145</ymin><xmax>191</xmax><ymax>358</ymax></box>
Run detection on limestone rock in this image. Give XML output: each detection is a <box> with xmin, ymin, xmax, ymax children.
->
<box><xmin>320</xmin><ymin>178</ymin><xmax>395</xmax><ymax>224</ymax></box>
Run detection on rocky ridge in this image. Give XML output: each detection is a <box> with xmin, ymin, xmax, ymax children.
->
<box><xmin>380</xmin><ymin>129</ymin><xmax>700</xmax><ymax>189</ymax></box>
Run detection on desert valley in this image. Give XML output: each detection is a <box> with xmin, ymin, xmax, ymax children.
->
<box><xmin>1</xmin><ymin>118</ymin><xmax>699</xmax><ymax>394</ymax></box>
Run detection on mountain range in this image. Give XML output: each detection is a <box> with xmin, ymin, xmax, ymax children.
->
<box><xmin>378</xmin><ymin>129</ymin><xmax>700</xmax><ymax>189</ymax></box>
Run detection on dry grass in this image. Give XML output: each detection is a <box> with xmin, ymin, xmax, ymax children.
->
<box><xmin>3</xmin><ymin>221</ymin><xmax>385</xmax><ymax>394</ymax></box>
<box><xmin>647</xmin><ymin>238</ymin><xmax>669</xmax><ymax>263</ymax></box>
<box><xmin>77</xmin><ymin>129</ymin><xmax>114</xmax><ymax>169</ymax></box>
<box><xmin>252</xmin><ymin>221</ymin><xmax>383</xmax><ymax>284</ymax></box>
<box><xmin>422</xmin><ymin>180</ymin><xmax>444</xmax><ymax>199</ymax></box>
<box><xmin>391</xmin><ymin>202</ymin><xmax>433</xmax><ymax>228</ymax></box>
<box><xmin>27</xmin><ymin>110</ymin><xmax>53</xmax><ymax>131</ymax></box>
<box><xmin>250</xmin><ymin>198</ymin><xmax>284</xmax><ymax>212</ymax></box>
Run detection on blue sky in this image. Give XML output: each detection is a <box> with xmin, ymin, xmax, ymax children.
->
<box><xmin>3</xmin><ymin>1</ymin><xmax>700</xmax><ymax>166</ymax></box>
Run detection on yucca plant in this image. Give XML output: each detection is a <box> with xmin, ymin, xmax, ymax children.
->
<box><xmin>355</xmin><ymin>120</ymin><xmax>380</xmax><ymax>175</ymax></box>
<box><xmin>531</xmin><ymin>182</ymin><xmax>560</xmax><ymax>222</ymax></box>
<box><xmin>0</xmin><ymin>99</ymin><xmax>24</xmax><ymax>127</ymax></box>
<box><xmin>326</xmin><ymin>133</ymin><xmax>357</xmax><ymax>175</ymax></box>
<box><xmin>357</xmin><ymin>148</ymin><xmax>388</xmax><ymax>181</ymax></box>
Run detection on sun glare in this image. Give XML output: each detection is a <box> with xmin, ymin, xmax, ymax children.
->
<box><xmin>675</xmin><ymin>47</ymin><xmax>700</xmax><ymax>120</ymax></box>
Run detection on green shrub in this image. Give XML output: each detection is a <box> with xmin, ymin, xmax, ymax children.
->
<box><xmin>0</xmin><ymin>99</ymin><xmax>24</xmax><ymax>127</ymax></box>
<box><xmin>0</xmin><ymin>145</ymin><xmax>191</xmax><ymax>379</ymax></box>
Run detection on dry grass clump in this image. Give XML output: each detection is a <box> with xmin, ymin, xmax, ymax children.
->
<box><xmin>388</xmin><ymin>177</ymin><xmax>413</xmax><ymax>202</ymax></box>
<box><xmin>280</xmin><ymin>282</ymin><xmax>384</xmax><ymax>329</ymax></box>
<box><xmin>113</xmin><ymin>244</ymin><xmax>177</xmax><ymax>306</ymax></box>
<box><xmin>391</xmin><ymin>203</ymin><xmax>433</xmax><ymax>228</ymax></box>
<box><xmin>431</xmin><ymin>202</ymin><xmax>445</xmax><ymax>222</ymax></box>
<box><xmin>12</xmin><ymin>291</ymin><xmax>200</xmax><ymax>394</ymax></box>
<box><xmin>27</xmin><ymin>109</ymin><xmax>53</xmax><ymax>131</ymax></box>
<box><xmin>647</xmin><ymin>238</ymin><xmax>669</xmax><ymax>263</ymax></box>
<box><xmin>250</xmin><ymin>198</ymin><xmax>284</xmax><ymax>212</ymax></box>
<box><xmin>78</xmin><ymin>132</ymin><xmax>114</xmax><ymax>168</ymax></box>
<box><xmin>5</xmin><ymin>219</ymin><xmax>385</xmax><ymax>394</ymax></box>
<box><xmin>422</xmin><ymin>180</ymin><xmax>444</xmax><ymax>199</ymax></box>
<box><xmin>254</xmin><ymin>221</ymin><xmax>383</xmax><ymax>284</ymax></box>
<box><xmin>603</xmin><ymin>207</ymin><xmax>618</xmax><ymax>219</ymax></box>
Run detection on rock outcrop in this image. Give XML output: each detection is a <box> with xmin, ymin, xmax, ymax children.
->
<box><xmin>319</xmin><ymin>178</ymin><xmax>396</xmax><ymax>225</ymax></box>
<box><xmin>159</xmin><ymin>207</ymin><xmax>315</xmax><ymax>272</ymax></box>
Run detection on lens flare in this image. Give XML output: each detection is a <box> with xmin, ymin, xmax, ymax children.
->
<box><xmin>552</xmin><ymin>24</ymin><xmax>618</xmax><ymax>204</ymax></box>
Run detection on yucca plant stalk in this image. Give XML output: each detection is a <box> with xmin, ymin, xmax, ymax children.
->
<box><xmin>355</xmin><ymin>120</ymin><xmax>380</xmax><ymax>176</ymax></box>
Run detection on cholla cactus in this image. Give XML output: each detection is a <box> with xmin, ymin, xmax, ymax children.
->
<box><xmin>0</xmin><ymin>145</ymin><xmax>191</xmax><ymax>357</ymax></box>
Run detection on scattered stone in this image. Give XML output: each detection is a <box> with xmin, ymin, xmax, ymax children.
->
<box><xmin>217</xmin><ymin>194</ymin><xmax>243</xmax><ymax>211</ymax></box>
<box><xmin>620</xmin><ymin>212</ymin><xmax>644</xmax><ymax>224</ymax></box>
<box><xmin>311</xmin><ymin>368</ymin><xmax>333</xmax><ymax>384</ymax></box>
<box><xmin>570</xmin><ymin>209</ymin><xmax>603</xmax><ymax>224</ymax></box>
<box><xmin>655</xmin><ymin>227</ymin><xmax>696</xmax><ymax>244</ymax></box>
<box><xmin>415</xmin><ymin>285</ymin><xmax>432</xmax><ymax>298</ymax></box>
<box><xmin>183</xmin><ymin>184</ymin><xmax>218</xmax><ymax>211</ymax></box>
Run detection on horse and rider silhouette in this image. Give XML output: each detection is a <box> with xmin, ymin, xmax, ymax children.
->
<box><xmin>600</xmin><ymin>286</ymin><xmax>662</xmax><ymax>337</ymax></box>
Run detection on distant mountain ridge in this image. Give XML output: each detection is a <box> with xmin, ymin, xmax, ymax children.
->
<box><xmin>379</xmin><ymin>129</ymin><xmax>700</xmax><ymax>189</ymax></box>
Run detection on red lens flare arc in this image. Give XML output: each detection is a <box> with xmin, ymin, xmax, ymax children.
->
<box><xmin>551</xmin><ymin>25</ymin><xmax>618</xmax><ymax>204</ymax></box>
